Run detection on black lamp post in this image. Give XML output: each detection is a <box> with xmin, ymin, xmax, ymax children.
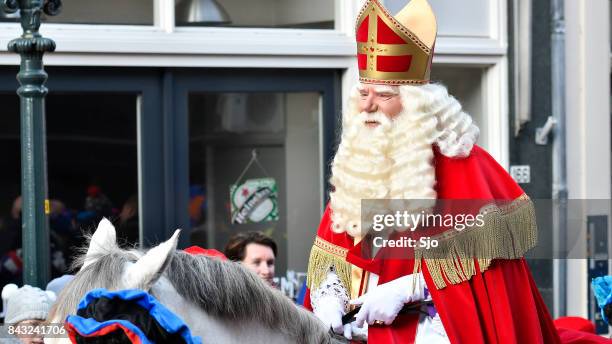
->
<box><xmin>1</xmin><ymin>0</ymin><xmax>62</xmax><ymax>288</ymax></box>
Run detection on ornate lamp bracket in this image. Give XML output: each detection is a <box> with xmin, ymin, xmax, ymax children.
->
<box><xmin>43</xmin><ymin>0</ymin><xmax>61</xmax><ymax>16</ymax></box>
<box><xmin>2</xmin><ymin>0</ymin><xmax>62</xmax><ymax>55</ymax></box>
<box><xmin>1</xmin><ymin>0</ymin><xmax>18</xmax><ymax>13</ymax></box>
<box><xmin>2</xmin><ymin>0</ymin><xmax>62</xmax><ymax>15</ymax></box>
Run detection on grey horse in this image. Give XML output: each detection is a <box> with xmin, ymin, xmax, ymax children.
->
<box><xmin>46</xmin><ymin>219</ymin><xmax>344</xmax><ymax>344</ymax></box>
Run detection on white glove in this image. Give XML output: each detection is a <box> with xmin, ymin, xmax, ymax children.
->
<box><xmin>351</xmin><ymin>273</ymin><xmax>426</xmax><ymax>327</ymax></box>
<box><xmin>311</xmin><ymin>270</ymin><xmax>352</xmax><ymax>339</ymax></box>
<box><xmin>313</xmin><ymin>296</ymin><xmax>353</xmax><ymax>339</ymax></box>
<box><xmin>349</xmin><ymin>321</ymin><xmax>368</xmax><ymax>341</ymax></box>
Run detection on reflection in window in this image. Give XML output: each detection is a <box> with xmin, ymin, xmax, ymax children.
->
<box><xmin>0</xmin><ymin>93</ymin><xmax>139</xmax><ymax>291</ymax></box>
<box><xmin>176</xmin><ymin>0</ymin><xmax>334</xmax><ymax>28</ymax></box>
<box><xmin>430</xmin><ymin>67</ymin><xmax>486</xmax><ymax>147</ymax></box>
<box><xmin>188</xmin><ymin>92</ymin><xmax>322</xmax><ymax>276</ymax></box>
<box><xmin>44</xmin><ymin>0</ymin><xmax>153</xmax><ymax>25</ymax></box>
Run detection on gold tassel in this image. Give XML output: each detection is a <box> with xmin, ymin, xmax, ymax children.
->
<box><xmin>306</xmin><ymin>238</ymin><xmax>352</xmax><ymax>293</ymax></box>
<box><xmin>414</xmin><ymin>195</ymin><xmax>538</xmax><ymax>289</ymax></box>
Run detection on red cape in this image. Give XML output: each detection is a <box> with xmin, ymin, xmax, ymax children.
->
<box><xmin>305</xmin><ymin>146</ymin><xmax>561</xmax><ymax>344</ymax></box>
<box><xmin>556</xmin><ymin>328</ymin><xmax>611</xmax><ymax>344</ymax></box>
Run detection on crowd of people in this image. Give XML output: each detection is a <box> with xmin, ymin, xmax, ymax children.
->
<box><xmin>0</xmin><ymin>180</ymin><xmax>283</xmax><ymax>343</ymax></box>
<box><xmin>0</xmin><ymin>187</ymin><xmax>139</xmax><ymax>296</ymax></box>
<box><xmin>0</xmin><ymin>228</ymin><xmax>281</xmax><ymax>344</ymax></box>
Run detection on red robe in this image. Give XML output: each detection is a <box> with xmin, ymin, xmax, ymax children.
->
<box><xmin>305</xmin><ymin>145</ymin><xmax>561</xmax><ymax>344</ymax></box>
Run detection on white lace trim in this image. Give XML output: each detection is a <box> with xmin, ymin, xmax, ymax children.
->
<box><xmin>310</xmin><ymin>269</ymin><xmax>350</xmax><ymax>313</ymax></box>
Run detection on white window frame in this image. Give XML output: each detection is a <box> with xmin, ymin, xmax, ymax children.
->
<box><xmin>0</xmin><ymin>0</ymin><xmax>353</xmax><ymax>68</ymax></box>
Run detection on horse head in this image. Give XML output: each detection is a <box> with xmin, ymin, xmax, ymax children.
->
<box><xmin>45</xmin><ymin>219</ymin><xmax>181</xmax><ymax>343</ymax></box>
<box><xmin>81</xmin><ymin>218</ymin><xmax>179</xmax><ymax>290</ymax></box>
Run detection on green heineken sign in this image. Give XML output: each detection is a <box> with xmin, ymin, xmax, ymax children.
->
<box><xmin>230</xmin><ymin>178</ymin><xmax>279</xmax><ymax>224</ymax></box>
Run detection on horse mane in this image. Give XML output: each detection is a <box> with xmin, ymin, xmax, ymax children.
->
<box><xmin>167</xmin><ymin>251</ymin><xmax>334</xmax><ymax>343</ymax></box>
<box><xmin>49</xmin><ymin>243</ymin><xmax>338</xmax><ymax>344</ymax></box>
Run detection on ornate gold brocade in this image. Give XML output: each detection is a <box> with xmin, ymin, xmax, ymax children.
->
<box><xmin>307</xmin><ymin>195</ymin><xmax>538</xmax><ymax>296</ymax></box>
<box><xmin>306</xmin><ymin>237</ymin><xmax>352</xmax><ymax>296</ymax></box>
<box><xmin>413</xmin><ymin>194</ymin><xmax>538</xmax><ymax>289</ymax></box>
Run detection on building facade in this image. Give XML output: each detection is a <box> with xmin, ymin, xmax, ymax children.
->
<box><xmin>0</xmin><ymin>0</ymin><xmax>609</xmax><ymax>331</ymax></box>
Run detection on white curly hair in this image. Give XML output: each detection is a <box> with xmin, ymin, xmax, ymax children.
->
<box><xmin>396</xmin><ymin>83</ymin><xmax>480</xmax><ymax>158</ymax></box>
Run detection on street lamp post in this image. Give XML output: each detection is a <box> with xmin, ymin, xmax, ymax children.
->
<box><xmin>1</xmin><ymin>0</ymin><xmax>62</xmax><ymax>288</ymax></box>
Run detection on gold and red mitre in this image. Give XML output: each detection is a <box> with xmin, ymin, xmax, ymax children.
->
<box><xmin>356</xmin><ymin>0</ymin><xmax>437</xmax><ymax>85</ymax></box>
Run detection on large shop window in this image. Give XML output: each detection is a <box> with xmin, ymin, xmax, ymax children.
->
<box><xmin>188</xmin><ymin>92</ymin><xmax>322</xmax><ymax>276</ymax></box>
<box><xmin>384</xmin><ymin>0</ymin><xmax>490</xmax><ymax>37</ymax></box>
<box><xmin>431</xmin><ymin>66</ymin><xmax>487</xmax><ymax>147</ymax></box>
<box><xmin>0</xmin><ymin>0</ymin><xmax>155</xmax><ymax>25</ymax></box>
<box><xmin>0</xmin><ymin>92</ymin><xmax>139</xmax><ymax>288</ymax></box>
<box><xmin>175</xmin><ymin>0</ymin><xmax>334</xmax><ymax>28</ymax></box>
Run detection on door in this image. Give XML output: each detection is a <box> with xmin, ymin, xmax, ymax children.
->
<box><xmin>170</xmin><ymin>68</ymin><xmax>340</xmax><ymax>276</ymax></box>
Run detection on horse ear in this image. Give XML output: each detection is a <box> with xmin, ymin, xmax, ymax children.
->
<box><xmin>123</xmin><ymin>229</ymin><xmax>180</xmax><ymax>290</ymax></box>
<box><xmin>81</xmin><ymin>218</ymin><xmax>117</xmax><ymax>270</ymax></box>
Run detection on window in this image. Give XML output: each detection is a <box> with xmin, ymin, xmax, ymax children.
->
<box><xmin>0</xmin><ymin>92</ymin><xmax>139</xmax><ymax>288</ymax></box>
<box><xmin>383</xmin><ymin>0</ymin><xmax>491</xmax><ymax>37</ymax></box>
<box><xmin>33</xmin><ymin>0</ymin><xmax>152</xmax><ymax>25</ymax></box>
<box><xmin>431</xmin><ymin>66</ymin><xmax>487</xmax><ymax>147</ymax></box>
<box><xmin>188</xmin><ymin>91</ymin><xmax>322</xmax><ymax>275</ymax></box>
<box><xmin>45</xmin><ymin>93</ymin><xmax>140</xmax><ymax>248</ymax></box>
<box><xmin>175</xmin><ymin>0</ymin><xmax>334</xmax><ymax>28</ymax></box>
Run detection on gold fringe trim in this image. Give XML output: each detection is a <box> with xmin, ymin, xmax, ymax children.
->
<box><xmin>414</xmin><ymin>194</ymin><xmax>538</xmax><ymax>290</ymax></box>
<box><xmin>306</xmin><ymin>237</ymin><xmax>352</xmax><ymax>293</ymax></box>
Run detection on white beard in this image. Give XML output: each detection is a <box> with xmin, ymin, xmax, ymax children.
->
<box><xmin>329</xmin><ymin>109</ymin><xmax>437</xmax><ymax>237</ymax></box>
